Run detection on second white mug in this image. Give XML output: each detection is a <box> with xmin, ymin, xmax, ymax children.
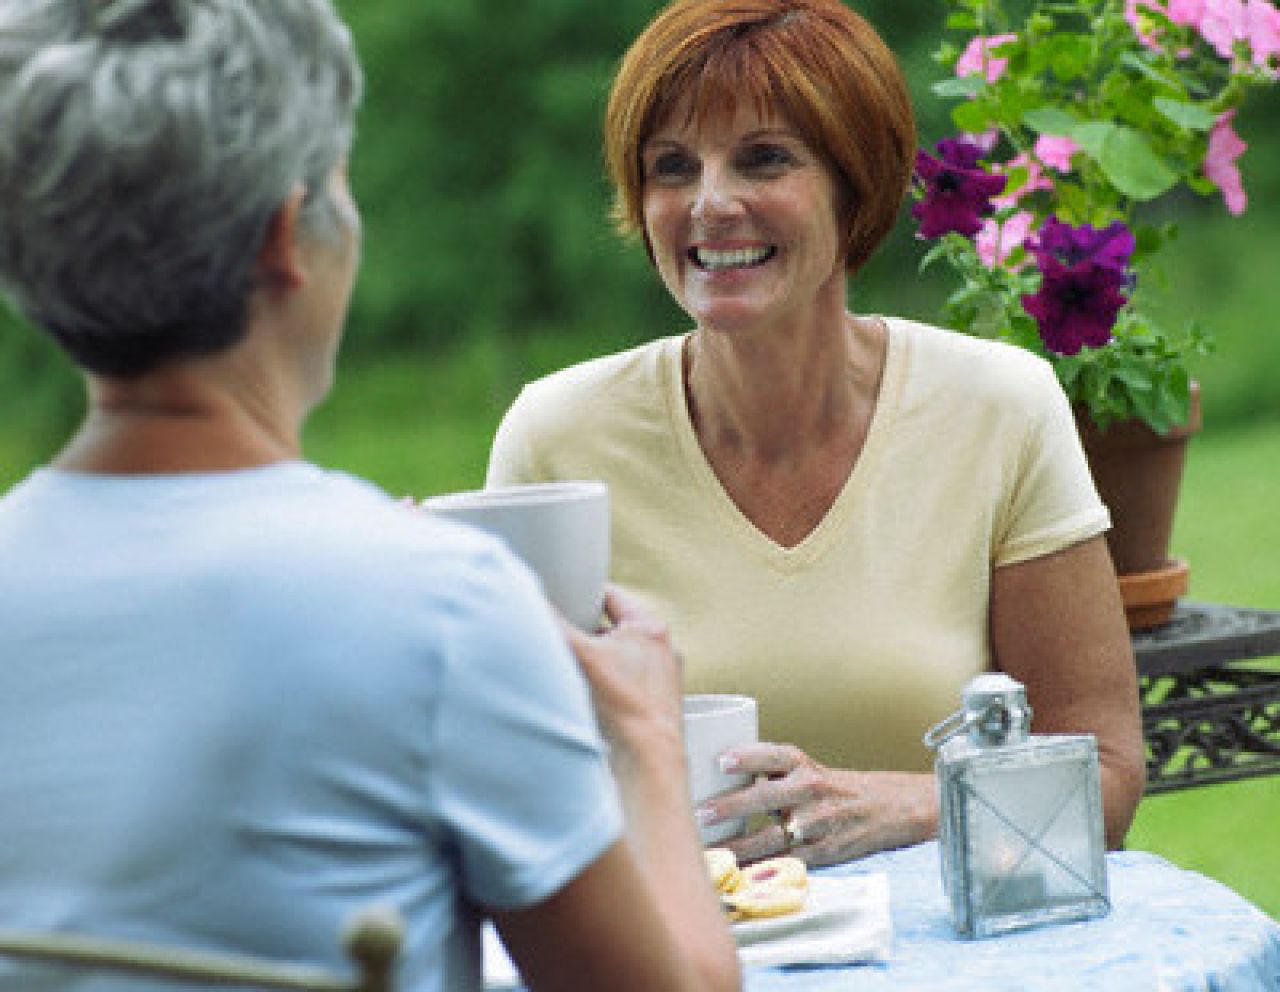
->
<box><xmin>684</xmin><ymin>693</ymin><xmax>758</xmax><ymax>844</ymax></box>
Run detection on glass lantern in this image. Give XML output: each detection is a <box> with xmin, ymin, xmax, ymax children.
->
<box><xmin>924</xmin><ymin>673</ymin><xmax>1110</xmax><ymax>939</ymax></box>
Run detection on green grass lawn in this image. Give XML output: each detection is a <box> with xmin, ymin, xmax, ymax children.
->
<box><xmin>1122</xmin><ymin>420</ymin><xmax>1280</xmax><ymax>919</ymax></box>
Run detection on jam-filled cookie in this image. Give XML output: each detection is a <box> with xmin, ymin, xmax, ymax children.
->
<box><xmin>739</xmin><ymin>855</ymin><xmax>809</xmax><ymax>891</ymax></box>
<box><xmin>722</xmin><ymin>880</ymin><xmax>808</xmax><ymax>920</ymax></box>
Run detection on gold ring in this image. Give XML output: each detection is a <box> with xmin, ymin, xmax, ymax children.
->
<box><xmin>782</xmin><ymin>817</ymin><xmax>801</xmax><ymax>849</ymax></box>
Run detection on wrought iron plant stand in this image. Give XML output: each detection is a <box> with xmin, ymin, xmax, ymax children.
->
<box><xmin>1133</xmin><ymin>601</ymin><xmax>1280</xmax><ymax>794</ymax></box>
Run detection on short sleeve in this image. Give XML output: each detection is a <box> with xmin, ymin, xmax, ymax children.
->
<box><xmin>486</xmin><ymin>388</ymin><xmax>544</xmax><ymax>488</ymax></box>
<box><xmin>994</xmin><ymin>359</ymin><xmax>1111</xmax><ymax>567</ymax></box>
<box><xmin>427</xmin><ymin>546</ymin><xmax>622</xmax><ymax>910</ymax></box>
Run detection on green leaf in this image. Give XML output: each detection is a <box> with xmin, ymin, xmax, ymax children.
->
<box><xmin>952</xmin><ymin>99</ymin><xmax>996</xmax><ymax>133</ymax></box>
<box><xmin>1120</xmin><ymin>52</ymin><xmax>1181</xmax><ymax>91</ymax></box>
<box><xmin>1130</xmin><ymin>387</ymin><xmax>1162</xmax><ymax>430</ymax></box>
<box><xmin>1023</xmin><ymin>110</ymin><xmax>1180</xmax><ymax>200</ymax></box>
<box><xmin>1111</xmin><ymin>365</ymin><xmax>1154</xmax><ymax>391</ymax></box>
<box><xmin>1153</xmin><ymin>98</ymin><xmax>1217</xmax><ymax>131</ymax></box>
<box><xmin>1023</xmin><ymin>106</ymin><xmax>1078</xmax><ymax>135</ymax></box>
<box><xmin>1062</xmin><ymin>122</ymin><xmax>1179</xmax><ymax>202</ymax></box>
<box><xmin>932</xmin><ymin>76</ymin><xmax>987</xmax><ymax>99</ymax></box>
<box><xmin>1047</xmin><ymin>35</ymin><xmax>1093</xmax><ymax>81</ymax></box>
<box><xmin>918</xmin><ymin>243</ymin><xmax>948</xmax><ymax>274</ymax></box>
<box><xmin>1095</xmin><ymin>126</ymin><xmax>1179</xmax><ymax>201</ymax></box>
<box><xmin>1068</xmin><ymin>121</ymin><xmax>1115</xmax><ymax>158</ymax></box>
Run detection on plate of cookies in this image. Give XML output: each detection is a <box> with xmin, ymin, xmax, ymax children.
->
<box><xmin>706</xmin><ymin>848</ymin><xmax>862</xmax><ymax>942</ymax></box>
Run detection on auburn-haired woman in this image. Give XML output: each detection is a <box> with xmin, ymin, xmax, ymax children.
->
<box><xmin>488</xmin><ymin>0</ymin><xmax>1144</xmax><ymax>867</ymax></box>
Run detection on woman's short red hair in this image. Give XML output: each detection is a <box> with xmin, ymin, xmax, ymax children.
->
<box><xmin>604</xmin><ymin>0</ymin><xmax>916</xmax><ymax>274</ymax></box>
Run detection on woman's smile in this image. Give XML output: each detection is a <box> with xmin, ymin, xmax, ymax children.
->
<box><xmin>688</xmin><ymin>243</ymin><xmax>778</xmax><ymax>273</ymax></box>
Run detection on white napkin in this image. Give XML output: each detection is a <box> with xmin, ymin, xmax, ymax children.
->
<box><xmin>482</xmin><ymin>871</ymin><xmax>891</xmax><ymax>987</ymax></box>
<box><xmin>733</xmin><ymin>872</ymin><xmax>893</xmax><ymax>969</ymax></box>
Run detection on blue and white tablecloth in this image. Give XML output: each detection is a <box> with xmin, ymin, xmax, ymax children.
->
<box><xmin>744</xmin><ymin>840</ymin><xmax>1280</xmax><ymax>991</ymax></box>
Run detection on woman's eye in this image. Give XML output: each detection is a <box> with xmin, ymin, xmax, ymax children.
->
<box><xmin>739</xmin><ymin>144</ymin><xmax>794</xmax><ymax>172</ymax></box>
<box><xmin>648</xmin><ymin>151</ymin><xmax>696</xmax><ymax>182</ymax></box>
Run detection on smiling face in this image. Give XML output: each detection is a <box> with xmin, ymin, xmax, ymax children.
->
<box><xmin>640</xmin><ymin>98</ymin><xmax>848</xmax><ymax>335</ymax></box>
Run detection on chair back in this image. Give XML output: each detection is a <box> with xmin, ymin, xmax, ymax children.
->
<box><xmin>0</xmin><ymin>906</ymin><xmax>402</xmax><ymax>992</ymax></box>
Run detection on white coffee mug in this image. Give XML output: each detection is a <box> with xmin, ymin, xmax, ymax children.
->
<box><xmin>683</xmin><ymin>694</ymin><xmax>758</xmax><ymax>844</ymax></box>
<box><xmin>419</xmin><ymin>480</ymin><xmax>610</xmax><ymax>631</ymax></box>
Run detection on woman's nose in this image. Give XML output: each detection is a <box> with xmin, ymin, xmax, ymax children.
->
<box><xmin>691</xmin><ymin>164</ymin><xmax>743</xmax><ymax>220</ymax></box>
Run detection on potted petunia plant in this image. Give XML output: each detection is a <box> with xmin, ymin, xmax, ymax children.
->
<box><xmin>911</xmin><ymin>0</ymin><xmax>1279</xmax><ymax>620</ymax></box>
<box><xmin>913</xmin><ymin>0</ymin><xmax>1278</xmax><ymax>434</ymax></box>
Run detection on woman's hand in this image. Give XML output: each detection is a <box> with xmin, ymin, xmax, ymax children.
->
<box><xmin>561</xmin><ymin>584</ymin><xmax>684</xmax><ymax>754</ymax></box>
<box><xmin>696</xmin><ymin>742</ymin><xmax>938</xmax><ymax>867</ymax></box>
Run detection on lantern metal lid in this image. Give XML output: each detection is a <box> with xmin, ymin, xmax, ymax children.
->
<box><xmin>924</xmin><ymin>673</ymin><xmax>1033</xmax><ymax>751</ymax></box>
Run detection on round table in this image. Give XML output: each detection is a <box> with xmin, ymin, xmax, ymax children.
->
<box><xmin>743</xmin><ymin>840</ymin><xmax>1280</xmax><ymax>991</ymax></box>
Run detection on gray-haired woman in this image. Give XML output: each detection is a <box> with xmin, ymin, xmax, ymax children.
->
<box><xmin>0</xmin><ymin>3</ymin><xmax>737</xmax><ymax>990</ymax></box>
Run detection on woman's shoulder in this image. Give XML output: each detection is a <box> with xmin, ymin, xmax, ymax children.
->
<box><xmin>885</xmin><ymin>315</ymin><xmax>1060</xmax><ymax>405</ymax></box>
<box><xmin>523</xmin><ymin>337</ymin><xmax>674</xmax><ymax>397</ymax></box>
<box><xmin>504</xmin><ymin>335</ymin><xmax>679</xmax><ymax>429</ymax></box>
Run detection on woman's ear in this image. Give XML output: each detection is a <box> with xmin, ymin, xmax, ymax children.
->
<box><xmin>256</xmin><ymin>184</ymin><xmax>309</xmax><ymax>290</ymax></box>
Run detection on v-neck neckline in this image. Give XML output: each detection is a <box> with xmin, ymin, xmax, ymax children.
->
<box><xmin>661</xmin><ymin>317</ymin><xmax>904</xmax><ymax>570</ymax></box>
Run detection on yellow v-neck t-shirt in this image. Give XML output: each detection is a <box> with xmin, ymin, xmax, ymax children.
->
<box><xmin>486</xmin><ymin>317</ymin><xmax>1108</xmax><ymax>772</ymax></box>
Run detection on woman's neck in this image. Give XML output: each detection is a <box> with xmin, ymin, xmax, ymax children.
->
<box><xmin>54</xmin><ymin>363</ymin><xmax>302</xmax><ymax>474</ymax></box>
<box><xmin>683</xmin><ymin>308</ymin><xmax>883</xmax><ymax>463</ymax></box>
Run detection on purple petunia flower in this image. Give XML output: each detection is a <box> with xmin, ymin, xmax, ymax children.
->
<box><xmin>911</xmin><ymin>139</ymin><xmax>1007</xmax><ymax>239</ymax></box>
<box><xmin>1021</xmin><ymin>256</ymin><xmax>1129</xmax><ymax>355</ymax></box>
<box><xmin>1020</xmin><ymin>217</ymin><xmax>1138</xmax><ymax>354</ymax></box>
<box><xmin>1018</xmin><ymin>216</ymin><xmax>1137</xmax><ymax>354</ymax></box>
<box><xmin>1030</xmin><ymin>217</ymin><xmax>1136</xmax><ymax>273</ymax></box>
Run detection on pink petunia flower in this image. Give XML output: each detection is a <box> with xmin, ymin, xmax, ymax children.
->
<box><xmin>1168</xmin><ymin>0</ymin><xmax>1208</xmax><ymax>26</ymax></box>
<box><xmin>1245</xmin><ymin>0</ymin><xmax>1280</xmax><ymax>67</ymax></box>
<box><xmin>955</xmin><ymin>33</ymin><xmax>1018</xmax><ymax>82</ymax></box>
<box><xmin>1034</xmin><ymin>135</ymin><xmax>1081</xmax><ymax>172</ymax></box>
<box><xmin>1127</xmin><ymin>0</ymin><xmax>1204</xmax><ymax>55</ymax></box>
<box><xmin>992</xmin><ymin>153</ymin><xmax>1053</xmax><ymax>209</ymax></box>
<box><xmin>1198</xmin><ymin>0</ymin><xmax>1249</xmax><ymax>59</ymax></box>
<box><xmin>977</xmin><ymin>211</ymin><xmax>1035</xmax><ymax>268</ymax></box>
<box><xmin>1204</xmin><ymin>110</ymin><xmax>1249</xmax><ymax>214</ymax></box>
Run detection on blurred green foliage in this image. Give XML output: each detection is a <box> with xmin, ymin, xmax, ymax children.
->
<box><xmin>341</xmin><ymin>0</ymin><xmax>665</xmax><ymax>353</ymax></box>
<box><xmin>1</xmin><ymin>0</ymin><xmax>1277</xmax><ymax>464</ymax></box>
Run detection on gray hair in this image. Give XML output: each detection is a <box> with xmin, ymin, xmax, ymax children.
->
<box><xmin>0</xmin><ymin>0</ymin><xmax>363</xmax><ymax>375</ymax></box>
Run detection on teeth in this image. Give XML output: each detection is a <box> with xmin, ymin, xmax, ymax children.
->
<box><xmin>694</xmin><ymin>246</ymin><xmax>774</xmax><ymax>270</ymax></box>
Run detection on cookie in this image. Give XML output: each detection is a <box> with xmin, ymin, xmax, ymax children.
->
<box><xmin>740</xmin><ymin>855</ymin><xmax>809</xmax><ymax>891</ymax></box>
<box><xmin>714</xmin><ymin>853</ymin><xmax>810</xmax><ymax>921</ymax></box>
<box><xmin>704</xmin><ymin>848</ymin><xmax>741</xmax><ymax>893</ymax></box>
<box><xmin>722</xmin><ymin>880</ymin><xmax>808</xmax><ymax>920</ymax></box>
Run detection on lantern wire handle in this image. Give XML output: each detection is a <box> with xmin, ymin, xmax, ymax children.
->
<box><xmin>923</xmin><ymin>708</ymin><xmax>973</xmax><ymax>750</ymax></box>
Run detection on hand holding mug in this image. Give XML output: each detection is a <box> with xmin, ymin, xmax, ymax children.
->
<box><xmin>695</xmin><ymin>742</ymin><xmax>938</xmax><ymax>866</ymax></box>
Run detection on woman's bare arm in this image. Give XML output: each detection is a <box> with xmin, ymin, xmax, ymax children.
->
<box><xmin>990</xmin><ymin>534</ymin><xmax>1146</xmax><ymax>848</ymax></box>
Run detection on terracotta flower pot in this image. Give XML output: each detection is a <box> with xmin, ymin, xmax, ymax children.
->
<box><xmin>1076</xmin><ymin>382</ymin><xmax>1202</xmax><ymax>629</ymax></box>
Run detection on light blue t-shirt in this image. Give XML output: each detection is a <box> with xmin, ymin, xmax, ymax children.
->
<box><xmin>0</xmin><ymin>462</ymin><xmax>622</xmax><ymax>991</ymax></box>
